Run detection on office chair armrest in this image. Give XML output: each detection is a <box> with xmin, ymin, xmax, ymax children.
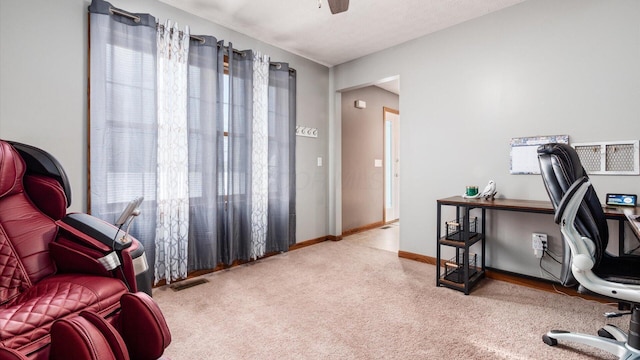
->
<box><xmin>558</xmin><ymin>178</ymin><xmax>597</xmax><ymax>262</ymax></box>
<box><xmin>554</xmin><ymin>176</ymin><xmax>589</xmax><ymax>224</ymax></box>
<box><xmin>572</xmin><ymin>253</ymin><xmax>595</xmax><ymax>271</ymax></box>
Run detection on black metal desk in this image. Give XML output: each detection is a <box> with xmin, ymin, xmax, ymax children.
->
<box><xmin>436</xmin><ymin>196</ymin><xmax>640</xmax><ymax>294</ymax></box>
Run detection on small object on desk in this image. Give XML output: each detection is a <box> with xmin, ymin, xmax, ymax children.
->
<box><xmin>462</xmin><ymin>180</ymin><xmax>497</xmax><ymax>200</ymax></box>
<box><xmin>480</xmin><ymin>180</ymin><xmax>497</xmax><ymax>200</ymax></box>
<box><xmin>606</xmin><ymin>193</ymin><xmax>637</xmax><ymax>207</ymax></box>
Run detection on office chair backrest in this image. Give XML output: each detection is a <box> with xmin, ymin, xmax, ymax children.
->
<box><xmin>537</xmin><ymin>143</ymin><xmax>608</xmax><ymax>284</ymax></box>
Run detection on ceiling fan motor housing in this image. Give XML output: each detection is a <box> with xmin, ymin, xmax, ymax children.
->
<box><xmin>328</xmin><ymin>0</ymin><xmax>349</xmax><ymax>14</ymax></box>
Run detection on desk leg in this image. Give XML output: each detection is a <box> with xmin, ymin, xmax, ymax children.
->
<box><xmin>463</xmin><ymin>206</ymin><xmax>470</xmax><ymax>295</ymax></box>
<box><xmin>620</xmin><ymin>219</ymin><xmax>625</xmax><ymax>255</ymax></box>
<box><xmin>436</xmin><ymin>203</ymin><xmax>441</xmax><ymax>286</ymax></box>
<box><xmin>482</xmin><ymin>208</ymin><xmax>486</xmax><ymax>272</ymax></box>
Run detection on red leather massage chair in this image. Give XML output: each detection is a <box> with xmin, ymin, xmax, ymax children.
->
<box><xmin>0</xmin><ymin>140</ymin><xmax>171</xmax><ymax>359</ymax></box>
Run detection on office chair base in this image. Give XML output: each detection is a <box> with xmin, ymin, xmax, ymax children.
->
<box><xmin>599</xmin><ymin>324</ymin><xmax>629</xmax><ymax>342</ymax></box>
<box><xmin>543</xmin><ymin>330</ymin><xmax>640</xmax><ymax>359</ymax></box>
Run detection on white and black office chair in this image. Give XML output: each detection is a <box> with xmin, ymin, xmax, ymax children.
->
<box><xmin>537</xmin><ymin>143</ymin><xmax>640</xmax><ymax>359</ymax></box>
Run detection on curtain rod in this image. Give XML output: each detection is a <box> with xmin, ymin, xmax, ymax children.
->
<box><xmin>108</xmin><ymin>6</ymin><xmax>296</xmax><ymax>74</ymax></box>
<box><xmin>269</xmin><ymin>63</ymin><xmax>298</xmax><ymax>74</ymax></box>
<box><xmin>109</xmin><ymin>6</ymin><xmax>140</xmax><ymax>23</ymax></box>
<box><xmin>216</xmin><ymin>43</ymin><xmax>246</xmax><ymax>57</ymax></box>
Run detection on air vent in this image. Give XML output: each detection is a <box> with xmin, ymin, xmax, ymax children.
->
<box><xmin>169</xmin><ymin>278</ymin><xmax>209</xmax><ymax>292</ymax></box>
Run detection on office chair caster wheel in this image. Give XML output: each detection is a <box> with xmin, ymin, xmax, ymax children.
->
<box><xmin>542</xmin><ymin>334</ymin><xmax>558</xmax><ymax>346</ymax></box>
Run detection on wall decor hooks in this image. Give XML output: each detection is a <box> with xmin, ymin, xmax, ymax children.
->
<box><xmin>296</xmin><ymin>126</ymin><xmax>318</xmax><ymax>138</ymax></box>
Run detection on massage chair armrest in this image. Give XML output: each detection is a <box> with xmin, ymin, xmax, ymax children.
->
<box><xmin>54</xmin><ymin>213</ymin><xmax>146</xmax><ymax>292</ymax></box>
<box><xmin>59</xmin><ymin>213</ymin><xmax>134</xmax><ymax>252</ymax></box>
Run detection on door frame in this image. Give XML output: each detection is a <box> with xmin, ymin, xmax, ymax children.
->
<box><xmin>383</xmin><ymin>106</ymin><xmax>400</xmax><ymax>223</ymax></box>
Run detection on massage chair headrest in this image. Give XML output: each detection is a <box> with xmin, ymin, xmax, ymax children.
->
<box><xmin>5</xmin><ymin>140</ymin><xmax>72</xmax><ymax>207</ymax></box>
<box><xmin>0</xmin><ymin>141</ymin><xmax>26</xmax><ymax>198</ymax></box>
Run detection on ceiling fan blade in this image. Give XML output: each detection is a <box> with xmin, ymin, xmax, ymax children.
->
<box><xmin>328</xmin><ymin>0</ymin><xmax>349</xmax><ymax>14</ymax></box>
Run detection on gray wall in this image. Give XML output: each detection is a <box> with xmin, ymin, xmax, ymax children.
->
<box><xmin>3</xmin><ymin>0</ymin><xmax>640</xmax><ymax>280</ymax></box>
<box><xmin>341</xmin><ymin>86</ymin><xmax>399</xmax><ymax>231</ymax></box>
<box><xmin>331</xmin><ymin>0</ymin><xmax>640</xmax><ymax>279</ymax></box>
<box><xmin>0</xmin><ymin>0</ymin><xmax>330</xmax><ymax>243</ymax></box>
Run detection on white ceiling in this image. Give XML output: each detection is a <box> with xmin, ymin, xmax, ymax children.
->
<box><xmin>159</xmin><ymin>0</ymin><xmax>525</xmax><ymax>94</ymax></box>
<box><xmin>159</xmin><ymin>0</ymin><xmax>525</xmax><ymax>68</ymax></box>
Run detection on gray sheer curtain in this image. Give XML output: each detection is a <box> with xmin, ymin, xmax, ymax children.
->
<box><xmin>223</xmin><ymin>46</ymin><xmax>254</xmax><ymax>264</ymax></box>
<box><xmin>186</xmin><ymin>35</ymin><xmax>224</xmax><ymax>271</ymax></box>
<box><xmin>288</xmin><ymin>70</ymin><xmax>297</xmax><ymax>247</ymax></box>
<box><xmin>267</xmin><ymin>63</ymin><xmax>297</xmax><ymax>252</ymax></box>
<box><xmin>88</xmin><ymin>0</ymin><xmax>158</xmax><ymax>288</ymax></box>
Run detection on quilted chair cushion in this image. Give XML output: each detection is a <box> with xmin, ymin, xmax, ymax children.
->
<box><xmin>0</xmin><ymin>143</ymin><xmax>59</xmax><ymax>303</ymax></box>
<box><xmin>0</xmin><ymin>142</ymin><xmax>35</xmax><ymax>304</ymax></box>
<box><xmin>0</xmin><ymin>232</ymin><xmax>30</xmax><ymax>306</ymax></box>
<box><xmin>0</xmin><ymin>274</ymin><xmax>127</xmax><ymax>352</ymax></box>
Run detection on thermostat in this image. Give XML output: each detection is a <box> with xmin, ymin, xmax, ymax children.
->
<box><xmin>606</xmin><ymin>193</ymin><xmax>637</xmax><ymax>207</ymax></box>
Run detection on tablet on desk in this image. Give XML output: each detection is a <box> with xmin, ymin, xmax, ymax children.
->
<box><xmin>606</xmin><ymin>193</ymin><xmax>637</xmax><ymax>207</ymax></box>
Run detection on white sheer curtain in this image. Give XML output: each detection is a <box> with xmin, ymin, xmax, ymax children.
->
<box><xmin>250</xmin><ymin>52</ymin><xmax>270</xmax><ymax>260</ymax></box>
<box><xmin>154</xmin><ymin>21</ymin><xmax>190</xmax><ymax>283</ymax></box>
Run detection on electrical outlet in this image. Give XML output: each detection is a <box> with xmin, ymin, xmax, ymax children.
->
<box><xmin>532</xmin><ymin>235</ymin><xmax>542</xmax><ymax>250</ymax></box>
<box><xmin>532</xmin><ymin>233</ymin><xmax>547</xmax><ymax>258</ymax></box>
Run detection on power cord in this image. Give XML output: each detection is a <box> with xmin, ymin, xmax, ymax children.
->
<box><xmin>538</xmin><ymin>252</ymin><xmax>561</xmax><ymax>282</ymax></box>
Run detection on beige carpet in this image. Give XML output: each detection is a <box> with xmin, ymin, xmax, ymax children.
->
<box><xmin>153</xmin><ymin>239</ymin><xmax>626</xmax><ymax>359</ymax></box>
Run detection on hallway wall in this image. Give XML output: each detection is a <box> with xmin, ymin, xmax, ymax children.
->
<box><xmin>341</xmin><ymin>86</ymin><xmax>399</xmax><ymax>232</ymax></box>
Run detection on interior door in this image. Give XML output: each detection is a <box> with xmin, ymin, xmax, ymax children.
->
<box><xmin>384</xmin><ymin>107</ymin><xmax>400</xmax><ymax>222</ymax></box>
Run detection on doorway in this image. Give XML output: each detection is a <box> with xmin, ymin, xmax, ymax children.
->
<box><xmin>383</xmin><ymin>107</ymin><xmax>400</xmax><ymax>223</ymax></box>
<box><xmin>339</xmin><ymin>79</ymin><xmax>400</xmax><ymax>236</ymax></box>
